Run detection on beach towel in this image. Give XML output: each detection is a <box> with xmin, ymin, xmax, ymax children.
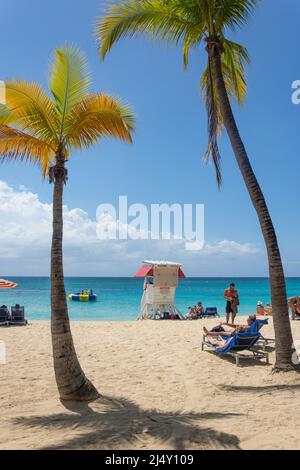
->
<box><xmin>211</xmin><ymin>331</ymin><xmax>260</xmax><ymax>355</ymax></box>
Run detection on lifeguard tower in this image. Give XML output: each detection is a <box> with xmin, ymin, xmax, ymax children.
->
<box><xmin>134</xmin><ymin>260</ymin><xmax>186</xmax><ymax>320</ymax></box>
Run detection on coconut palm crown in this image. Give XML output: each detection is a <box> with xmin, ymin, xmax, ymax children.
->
<box><xmin>96</xmin><ymin>0</ymin><xmax>257</xmax><ymax>185</ymax></box>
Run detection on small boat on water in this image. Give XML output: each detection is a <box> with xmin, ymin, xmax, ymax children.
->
<box><xmin>68</xmin><ymin>290</ymin><xmax>97</xmax><ymax>302</ymax></box>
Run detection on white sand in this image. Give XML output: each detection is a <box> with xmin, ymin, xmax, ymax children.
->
<box><xmin>0</xmin><ymin>317</ymin><xmax>300</xmax><ymax>450</ymax></box>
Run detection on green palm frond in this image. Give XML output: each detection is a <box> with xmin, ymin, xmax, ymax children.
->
<box><xmin>201</xmin><ymin>37</ymin><xmax>249</xmax><ymax>186</ymax></box>
<box><xmin>201</xmin><ymin>59</ymin><xmax>223</xmax><ymax>187</ymax></box>
<box><xmin>0</xmin><ymin>45</ymin><xmax>135</xmax><ymax>177</ymax></box>
<box><xmin>96</xmin><ymin>0</ymin><xmax>259</xmax><ymax>185</ymax></box>
<box><xmin>222</xmin><ymin>38</ymin><xmax>250</xmax><ymax>104</ymax></box>
<box><xmin>182</xmin><ymin>27</ymin><xmax>204</xmax><ymax>69</ymax></box>
<box><xmin>49</xmin><ymin>45</ymin><xmax>91</xmax><ymax>139</ymax></box>
<box><xmin>96</xmin><ymin>0</ymin><xmax>205</xmax><ymax>60</ymax></box>
<box><xmin>214</xmin><ymin>0</ymin><xmax>259</xmax><ymax>31</ymax></box>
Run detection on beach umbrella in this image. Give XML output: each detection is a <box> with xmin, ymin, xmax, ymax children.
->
<box><xmin>0</xmin><ymin>278</ymin><xmax>17</xmax><ymax>289</ymax></box>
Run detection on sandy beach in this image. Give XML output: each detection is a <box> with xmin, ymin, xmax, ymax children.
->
<box><xmin>0</xmin><ymin>317</ymin><xmax>300</xmax><ymax>450</ymax></box>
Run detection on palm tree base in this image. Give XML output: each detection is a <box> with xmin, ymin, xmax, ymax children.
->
<box><xmin>272</xmin><ymin>364</ymin><xmax>298</xmax><ymax>373</ymax></box>
<box><xmin>59</xmin><ymin>379</ymin><xmax>100</xmax><ymax>402</ymax></box>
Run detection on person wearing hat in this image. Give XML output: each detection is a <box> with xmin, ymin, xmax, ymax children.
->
<box><xmin>264</xmin><ymin>302</ymin><xmax>272</xmax><ymax>316</ymax></box>
<box><xmin>256</xmin><ymin>301</ymin><xmax>265</xmax><ymax>316</ymax></box>
<box><xmin>196</xmin><ymin>302</ymin><xmax>204</xmax><ymax>318</ymax></box>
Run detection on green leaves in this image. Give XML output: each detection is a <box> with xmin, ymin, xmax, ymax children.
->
<box><xmin>49</xmin><ymin>45</ymin><xmax>91</xmax><ymax>140</ymax></box>
<box><xmin>222</xmin><ymin>39</ymin><xmax>250</xmax><ymax>105</ymax></box>
<box><xmin>214</xmin><ymin>0</ymin><xmax>260</xmax><ymax>31</ymax></box>
<box><xmin>201</xmin><ymin>37</ymin><xmax>249</xmax><ymax>186</ymax></box>
<box><xmin>201</xmin><ymin>59</ymin><xmax>223</xmax><ymax>187</ymax></box>
<box><xmin>96</xmin><ymin>0</ymin><xmax>259</xmax><ymax>186</ymax></box>
<box><xmin>0</xmin><ymin>45</ymin><xmax>135</xmax><ymax>177</ymax></box>
<box><xmin>96</xmin><ymin>0</ymin><xmax>205</xmax><ymax>60</ymax></box>
<box><xmin>96</xmin><ymin>0</ymin><xmax>259</xmax><ymax>59</ymax></box>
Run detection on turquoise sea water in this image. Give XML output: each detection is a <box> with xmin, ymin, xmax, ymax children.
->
<box><xmin>1</xmin><ymin>277</ymin><xmax>300</xmax><ymax>321</ymax></box>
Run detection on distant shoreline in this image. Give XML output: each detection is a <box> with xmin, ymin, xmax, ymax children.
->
<box><xmin>2</xmin><ymin>276</ymin><xmax>300</xmax><ymax>279</ymax></box>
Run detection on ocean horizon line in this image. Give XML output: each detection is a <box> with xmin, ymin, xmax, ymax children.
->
<box><xmin>2</xmin><ymin>275</ymin><xmax>300</xmax><ymax>279</ymax></box>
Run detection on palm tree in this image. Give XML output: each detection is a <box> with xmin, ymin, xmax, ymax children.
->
<box><xmin>95</xmin><ymin>0</ymin><xmax>294</xmax><ymax>370</ymax></box>
<box><xmin>0</xmin><ymin>45</ymin><xmax>135</xmax><ymax>398</ymax></box>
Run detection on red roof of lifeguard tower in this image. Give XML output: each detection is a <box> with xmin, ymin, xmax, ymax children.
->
<box><xmin>134</xmin><ymin>260</ymin><xmax>186</xmax><ymax>279</ymax></box>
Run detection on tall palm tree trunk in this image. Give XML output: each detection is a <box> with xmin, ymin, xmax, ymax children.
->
<box><xmin>207</xmin><ymin>39</ymin><xmax>294</xmax><ymax>371</ymax></box>
<box><xmin>50</xmin><ymin>158</ymin><xmax>100</xmax><ymax>399</ymax></box>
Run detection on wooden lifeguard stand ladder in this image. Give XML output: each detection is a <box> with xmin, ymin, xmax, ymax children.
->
<box><xmin>134</xmin><ymin>260</ymin><xmax>186</xmax><ymax>320</ymax></box>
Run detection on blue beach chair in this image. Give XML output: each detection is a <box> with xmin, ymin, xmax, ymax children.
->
<box><xmin>9</xmin><ymin>305</ymin><xmax>28</xmax><ymax>326</ymax></box>
<box><xmin>202</xmin><ymin>307</ymin><xmax>220</xmax><ymax>318</ymax></box>
<box><xmin>201</xmin><ymin>329</ymin><xmax>269</xmax><ymax>366</ymax></box>
<box><xmin>0</xmin><ymin>306</ymin><xmax>10</xmax><ymax>327</ymax></box>
<box><xmin>249</xmin><ymin>318</ymin><xmax>275</xmax><ymax>349</ymax></box>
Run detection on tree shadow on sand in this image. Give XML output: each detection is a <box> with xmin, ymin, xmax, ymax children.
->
<box><xmin>11</xmin><ymin>395</ymin><xmax>242</xmax><ymax>450</ymax></box>
<box><xmin>204</xmin><ymin>350</ymin><xmax>273</xmax><ymax>368</ymax></box>
<box><xmin>220</xmin><ymin>382</ymin><xmax>300</xmax><ymax>393</ymax></box>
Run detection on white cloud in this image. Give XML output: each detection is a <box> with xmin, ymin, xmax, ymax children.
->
<box><xmin>203</xmin><ymin>240</ymin><xmax>259</xmax><ymax>255</ymax></box>
<box><xmin>0</xmin><ymin>180</ymin><xmax>262</xmax><ymax>276</ymax></box>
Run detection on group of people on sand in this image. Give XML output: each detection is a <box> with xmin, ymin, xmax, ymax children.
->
<box><xmin>255</xmin><ymin>295</ymin><xmax>300</xmax><ymax>320</ymax></box>
<box><xmin>187</xmin><ymin>302</ymin><xmax>204</xmax><ymax>319</ymax></box>
<box><xmin>256</xmin><ymin>301</ymin><xmax>272</xmax><ymax>316</ymax></box>
<box><xmin>185</xmin><ymin>282</ymin><xmax>300</xmax><ymax>326</ymax></box>
<box><xmin>154</xmin><ymin>311</ymin><xmax>181</xmax><ymax>320</ymax></box>
<box><xmin>202</xmin><ymin>294</ymin><xmax>300</xmax><ymax>352</ymax></box>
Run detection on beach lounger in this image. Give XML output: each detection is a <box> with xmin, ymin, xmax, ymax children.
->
<box><xmin>10</xmin><ymin>305</ymin><xmax>27</xmax><ymax>326</ymax></box>
<box><xmin>250</xmin><ymin>318</ymin><xmax>275</xmax><ymax>349</ymax></box>
<box><xmin>202</xmin><ymin>307</ymin><xmax>220</xmax><ymax>318</ymax></box>
<box><xmin>201</xmin><ymin>331</ymin><xmax>269</xmax><ymax>366</ymax></box>
<box><xmin>0</xmin><ymin>307</ymin><xmax>10</xmax><ymax>327</ymax></box>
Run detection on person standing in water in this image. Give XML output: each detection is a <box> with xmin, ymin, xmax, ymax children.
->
<box><xmin>224</xmin><ymin>282</ymin><xmax>239</xmax><ymax>324</ymax></box>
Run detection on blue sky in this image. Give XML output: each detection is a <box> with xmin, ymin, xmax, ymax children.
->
<box><xmin>0</xmin><ymin>0</ymin><xmax>299</xmax><ymax>277</ymax></box>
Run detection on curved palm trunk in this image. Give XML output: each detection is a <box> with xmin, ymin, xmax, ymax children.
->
<box><xmin>51</xmin><ymin>159</ymin><xmax>100</xmax><ymax>399</ymax></box>
<box><xmin>208</xmin><ymin>40</ymin><xmax>294</xmax><ymax>370</ymax></box>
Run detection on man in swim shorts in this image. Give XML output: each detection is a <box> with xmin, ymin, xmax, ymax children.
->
<box><xmin>224</xmin><ymin>282</ymin><xmax>239</xmax><ymax>324</ymax></box>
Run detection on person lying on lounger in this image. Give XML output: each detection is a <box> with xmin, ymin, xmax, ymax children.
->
<box><xmin>202</xmin><ymin>315</ymin><xmax>257</xmax><ymax>351</ymax></box>
<box><xmin>204</xmin><ymin>335</ymin><xmax>234</xmax><ymax>351</ymax></box>
<box><xmin>203</xmin><ymin>314</ymin><xmax>257</xmax><ymax>338</ymax></box>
